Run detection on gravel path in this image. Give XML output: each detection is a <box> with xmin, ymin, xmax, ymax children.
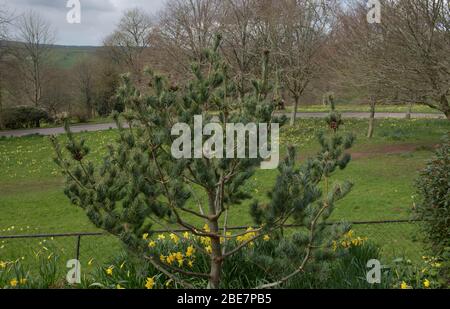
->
<box><xmin>0</xmin><ymin>112</ymin><xmax>445</xmax><ymax>138</ymax></box>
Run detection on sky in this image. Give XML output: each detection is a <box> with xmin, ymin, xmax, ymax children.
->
<box><xmin>3</xmin><ymin>0</ymin><xmax>167</xmax><ymax>46</ymax></box>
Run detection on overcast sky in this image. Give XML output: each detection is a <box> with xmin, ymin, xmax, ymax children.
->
<box><xmin>3</xmin><ymin>0</ymin><xmax>167</xmax><ymax>46</ymax></box>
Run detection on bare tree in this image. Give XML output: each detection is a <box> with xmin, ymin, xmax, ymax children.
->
<box><xmin>328</xmin><ymin>1</ymin><xmax>389</xmax><ymax>138</ymax></box>
<box><xmin>380</xmin><ymin>0</ymin><xmax>450</xmax><ymax>120</ymax></box>
<box><xmin>156</xmin><ymin>0</ymin><xmax>223</xmax><ymax>77</ymax></box>
<box><xmin>0</xmin><ymin>6</ymin><xmax>14</xmax><ymax>128</ymax></box>
<box><xmin>15</xmin><ymin>11</ymin><xmax>55</xmax><ymax>108</ymax></box>
<box><xmin>271</xmin><ymin>0</ymin><xmax>335</xmax><ymax>125</ymax></box>
<box><xmin>74</xmin><ymin>58</ymin><xmax>96</xmax><ymax>118</ymax></box>
<box><xmin>104</xmin><ymin>8</ymin><xmax>153</xmax><ymax>85</ymax></box>
<box><xmin>220</xmin><ymin>0</ymin><xmax>259</xmax><ymax>101</ymax></box>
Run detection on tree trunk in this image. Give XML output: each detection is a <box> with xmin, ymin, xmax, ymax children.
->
<box><xmin>207</xmin><ymin>193</ymin><xmax>223</xmax><ymax>289</ymax></box>
<box><xmin>441</xmin><ymin>95</ymin><xmax>450</xmax><ymax>121</ymax></box>
<box><xmin>367</xmin><ymin>99</ymin><xmax>376</xmax><ymax>139</ymax></box>
<box><xmin>405</xmin><ymin>102</ymin><xmax>412</xmax><ymax>120</ymax></box>
<box><xmin>290</xmin><ymin>96</ymin><xmax>300</xmax><ymax>126</ymax></box>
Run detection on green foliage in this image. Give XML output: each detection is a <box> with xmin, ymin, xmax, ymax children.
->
<box><xmin>1</xmin><ymin>106</ymin><xmax>53</xmax><ymax>129</ymax></box>
<box><xmin>50</xmin><ymin>35</ymin><xmax>354</xmax><ymax>288</ymax></box>
<box><xmin>415</xmin><ymin>135</ymin><xmax>450</xmax><ymax>256</ymax></box>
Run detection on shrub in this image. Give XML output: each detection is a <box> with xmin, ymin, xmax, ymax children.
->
<box><xmin>0</xmin><ymin>106</ymin><xmax>52</xmax><ymax>129</ymax></box>
<box><xmin>415</xmin><ymin>135</ymin><xmax>450</xmax><ymax>256</ymax></box>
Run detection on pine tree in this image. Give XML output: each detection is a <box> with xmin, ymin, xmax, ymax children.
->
<box><xmin>51</xmin><ymin>36</ymin><xmax>354</xmax><ymax>289</ymax></box>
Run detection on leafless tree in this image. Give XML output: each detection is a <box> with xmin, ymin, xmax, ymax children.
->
<box><xmin>74</xmin><ymin>58</ymin><xmax>97</xmax><ymax>118</ymax></box>
<box><xmin>104</xmin><ymin>8</ymin><xmax>153</xmax><ymax>85</ymax></box>
<box><xmin>156</xmin><ymin>0</ymin><xmax>223</xmax><ymax>77</ymax></box>
<box><xmin>380</xmin><ymin>0</ymin><xmax>450</xmax><ymax>120</ymax></box>
<box><xmin>271</xmin><ymin>0</ymin><xmax>335</xmax><ymax>125</ymax></box>
<box><xmin>15</xmin><ymin>11</ymin><xmax>55</xmax><ymax>108</ymax></box>
<box><xmin>220</xmin><ymin>0</ymin><xmax>260</xmax><ymax>101</ymax></box>
<box><xmin>0</xmin><ymin>6</ymin><xmax>14</xmax><ymax>128</ymax></box>
<box><xmin>328</xmin><ymin>1</ymin><xmax>389</xmax><ymax>138</ymax></box>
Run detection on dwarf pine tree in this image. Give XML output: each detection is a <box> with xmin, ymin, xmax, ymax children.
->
<box><xmin>51</xmin><ymin>36</ymin><xmax>354</xmax><ymax>289</ymax></box>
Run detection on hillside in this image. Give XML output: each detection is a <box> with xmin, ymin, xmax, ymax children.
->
<box><xmin>0</xmin><ymin>41</ymin><xmax>99</xmax><ymax>69</ymax></box>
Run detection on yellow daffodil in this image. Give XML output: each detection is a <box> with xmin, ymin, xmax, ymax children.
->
<box><xmin>160</xmin><ymin>255</ymin><xmax>166</xmax><ymax>263</ymax></box>
<box><xmin>0</xmin><ymin>261</ymin><xmax>7</xmax><ymax>269</ymax></box>
<box><xmin>142</xmin><ymin>233</ymin><xmax>149</xmax><ymax>240</ymax></box>
<box><xmin>423</xmin><ymin>279</ymin><xmax>430</xmax><ymax>289</ymax></box>
<box><xmin>203</xmin><ymin>224</ymin><xmax>210</xmax><ymax>233</ymax></box>
<box><xmin>188</xmin><ymin>260</ymin><xmax>194</xmax><ymax>268</ymax></box>
<box><xmin>10</xmin><ymin>279</ymin><xmax>18</xmax><ymax>287</ymax></box>
<box><xmin>186</xmin><ymin>245</ymin><xmax>195</xmax><ymax>258</ymax></box>
<box><xmin>183</xmin><ymin>232</ymin><xmax>190</xmax><ymax>239</ymax></box>
<box><xmin>170</xmin><ymin>233</ymin><xmax>179</xmax><ymax>244</ymax></box>
<box><xmin>175</xmin><ymin>252</ymin><xmax>183</xmax><ymax>260</ymax></box>
<box><xmin>157</xmin><ymin>234</ymin><xmax>166</xmax><ymax>241</ymax></box>
<box><xmin>145</xmin><ymin>277</ymin><xmax>155</xmax><ymax>290</ymax></box>
<box><xmin>205</xmin><ymin>245</ymin><xmax>212</xmax><ymax>254</ymax></box>
<box><xmin>400</xmin><ymin>281</ymin><xmax>410</xmax><ymax>289</ymax></box>
<box><xmin>263</xmin><ymin>235</ymin><xmax>270</xmax><ymax>241</ymax></box>
<box><xmin>148</xmin><ymin>241</ymin><xmax>156</xmax><ymax>248</ymax></box>
<box><xmin>106</xmin><ymin>267</ymin><xmax>114</xmax><ymax>276</ymax></box>
<box><xmin>178</xmin><ymin>258</ymin><xmax>184</xmax><ymax>267</ymax></box>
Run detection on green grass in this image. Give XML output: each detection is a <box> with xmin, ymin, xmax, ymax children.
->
<box><xmin>285</xmin><ymin>103</ymin><xmax>443</xmax><ymax>114</ymax></box>
<box><xmin>0</xmin><ymin>118</ymin><xmax>449</xmax><ymax>269</ymax></box>
<box><xmin>49</xmin><ymin>45</ymin><xmax>98</xmax><ymax>69</ymax></box>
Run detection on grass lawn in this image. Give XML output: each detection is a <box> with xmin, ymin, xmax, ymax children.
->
<box><xmin>285</xmin><ymin>103</ymin><xmax>444</xmax><ymax>114</ymax></box>
<box><xmin>0</xmin><ymin>118</ymin><xmax>449</xmax><ymax>270</ymax></box>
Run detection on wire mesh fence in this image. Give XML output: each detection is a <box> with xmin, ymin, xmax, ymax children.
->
<box><xmin>0</xmin><ymin>219</ymin><xmax>424</xmax><ymax>275</ymax></box>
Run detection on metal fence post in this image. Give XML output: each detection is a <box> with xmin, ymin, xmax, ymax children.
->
<box><xmin>75</xmin><ymin>235</ymin><xmax>81</xmax><ymax>261</ymax></box>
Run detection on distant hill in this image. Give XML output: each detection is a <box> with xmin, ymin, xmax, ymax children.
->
<box><xmin>0</xmin><ymin>41</ymin><xmax>99</xmax><ymax>69</ymax></box>
<box><xmin>46</xmin><ymin>45</ymin><xmax>99</xmax><ymax>69</ymax></box>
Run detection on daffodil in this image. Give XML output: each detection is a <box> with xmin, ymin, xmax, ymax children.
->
<box><xmin>157</xmin><ymin>234</ymin><xmax>166</xmax><ymax>241</ymax></box>
<box><xmin>10</xmin><ymin>279</ymin><xmax>18</xmax><ymax>287</ymax></box>
<box><xmin>423</xmin><ymin>279</ymin><xmax>430</xmax><ymax>289</ymax></box>
<box><xmin>106</xmin><ymin>267</ymin><xmax>114</xmax><ymax>276</ymax></box>
<box><xmin>170</xmin><ymin>233</ymin><xmax>179</xmax><ymax>244</ymax></box>
<box><xmin>205</xmin><ymin>245</ymin><xmax>212</xmax><ymax>254</ymax></box>
<box><xmin>183</xmin><ymin>232</ymin><xmax>190</xmax><ymax>239</ymax></box>
<box><xmin>263</xmin><ymin>235</ymin><xmax>270</xmax><ymax>241</ymax></box>
<box><xmin>148</xmin><ymin>241</ymin><xmax>156</xmax><ymax>248</ymax></box>
<box><xmin>188</xmin><ymin>260</ymin><xmax>194</xmax><ymax>268</ymax></box>
<box><xmin>142</xmin><ymin>233</ymin><xmax>149</xmax><ymax>240</ymax></box>
<box><xmin>145</xmin><ymin>277</ymin><xmax>155</xmax><ymax>290</ymax></box>
<box><xmin>0</xmin><ymin>261</ymin><xmax>6</xmax><ymax>269</ymax></box>
<box><xmin>186</xmin><ymin>245</ymin><xmax>195</xmax><ymax>258</ymax></box>
<box><xmin>400</xmin><ymin>281</ymin><xmax>410</xmax><ymax>289</ymax></box>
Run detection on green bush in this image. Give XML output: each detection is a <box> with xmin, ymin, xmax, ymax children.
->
<box><xmin>415</xmin><ymin>135</ymin><xmax>450</xmax><ymax>256</ymax></box>
<box><xmin>0</xmin><ymin>106</ymin><xmax>53</xmax><ymax>129</ymax></box>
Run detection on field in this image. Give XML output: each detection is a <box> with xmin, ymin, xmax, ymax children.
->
<box><xmin>0</xmin><ymin>118</ymin><xmax>449</xmax><ymax>272</ymax></box>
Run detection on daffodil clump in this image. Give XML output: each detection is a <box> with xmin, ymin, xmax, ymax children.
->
<box><xmin>393</xmin><ymin>256</ymin><xmax>444</xmax><ymax>289</ymax></box>
<box><xmin>332</xmin><ymin>230</ymin><xmax>368</xmax><ymax>251</ymax></box>
<box><xmin>144</xmin><ymin>225</ymin><xmax>272</xmax><ymax>264</ymax></box>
